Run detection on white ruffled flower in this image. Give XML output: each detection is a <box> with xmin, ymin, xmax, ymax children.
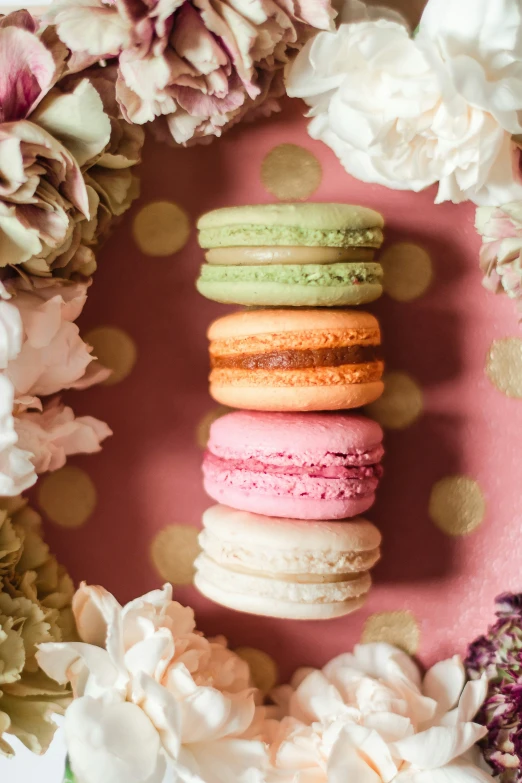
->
<box><xmin>0</xmin><ymin>375</ymin><xmax>36</xmax><ymax>495</ymax></box>
<box><xmin>419</xmin><ymin>0</ymin><xmax>522</xmax><ymax>134</ymax></box>
<box><xmin>269</xmin><ymin>643</ymin><xmax>493</xmax><ymax>782</ymax></box>
<box><xmin>37</xmin><ymin>584</ymin><xmax>268</xmax><ymax>783</ymax></box>
<box><xmin>286</xmin><ymin>0</ymin><xmax>522</xmax><ymax>205</ymax></box>
<box><xmin>0</xmin><ymin>283</ymin><xmax>23</xmax><ymax>370</ymax></box>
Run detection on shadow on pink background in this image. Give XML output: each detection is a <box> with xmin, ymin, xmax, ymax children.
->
<box><xmin>36</xmin><ymin>99</ymin><xmax>522</xmax><ymax>683</ymax></box>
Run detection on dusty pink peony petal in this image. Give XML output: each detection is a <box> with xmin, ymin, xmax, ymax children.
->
<box><xmin>0</xmin><ymin>11</ymin><xmax>67</xmax><ymax>123</ymax></box>
<box><xmin>50</xmin><ymin>0</ymin><xmax>334</xmax><ymax>144</ymax></box>
<box><xmin>3</xmin><ymin>276</ymin><xmax>110</xmax><ymax>398</ymax></box>
<box><xmin>476</xmin><ymin>203</ymin><xmax>522</xmax><ymax>314</ymax></box>
<box><xmin>14</xmin><ymin>397</ymin><xmax>112</xmax><ymax>474</ymax></box>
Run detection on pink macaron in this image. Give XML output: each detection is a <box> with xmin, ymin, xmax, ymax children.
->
<box><xmin>203</xmin><ymin>410</ymin><xmax>384</xmax><ymax>520</ymax></box>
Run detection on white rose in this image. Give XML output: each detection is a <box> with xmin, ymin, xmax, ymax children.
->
<box><xmin>286</xmin><ymin>16</ymin><xmax>522</xmax><ymax>205</ymax></box>
<box><xmin>419</xmin><ymin>0</ymin><xmax>522</xmax><ymax>133</ymax></box>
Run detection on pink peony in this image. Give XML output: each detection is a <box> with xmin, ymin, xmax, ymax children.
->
<box><xmin>3</xmin><ymin>276</ymin><xmax>110</xmax><ymax>399</ymax></box>
<box><xmin>0</xmin><ymin>11</ymin><xmax>143</xmax><ymax>276</ymax></box>
<box><xmin>0</xmin><ymin>276</ymin><xmax>111</xmax><ymax>495</ymax></box>
<box><xmin>15</xmin><ymin>397</ymin><xmax>112</xmax><ymax>474</ymax></box>
<box><xmin>476</xmin><ymin>203</ymin><xmax>522</xmax><ymax>315</ymax></box>
<box><xmin>0</xmin><ymin>10</ymin><xmax>67</xmax><ymax>123</ymax></box>
<box><xmin>47</xmin><ymin>0</ymin><xmax>335</xmax><ymax>144</ymax></box>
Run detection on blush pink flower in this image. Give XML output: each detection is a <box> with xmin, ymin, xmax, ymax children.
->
<box><xmin>3</xmin><ymin>276</ymin><xmax>110</xmax><ymax>399</ymax></box>
<box><xmin>476</xmin><ymin>202</ymin><xmax>522</xmax><ymax>314</ymax></box>
<box><xmin>0</xmin><ymin>10</ymin><xmax>67</xmax><ymax>124</ymax></box>
<box><xmin>14</xmin><ymin>397</ymin><xmax>112</xmax><ymax>474</ymax></box>
<box><xmin>0</xmin><ymin>11</ymin><xmax>143</xmax><ymax>276</ymax></box>
<box><xmin>47</xmin><ymin>0</ymin><xmax>335</xmax><ymax>144</ymax></box>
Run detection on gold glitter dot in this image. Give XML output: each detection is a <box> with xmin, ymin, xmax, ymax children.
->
<box><xmin>261</xmin><ymin>144</ymin><xmax>322</xmax><ymax>201</ymax></box>
<box><xmin>429</xmin><ymin>475</ymin><xmax>486</xmax><ymax>536</ymax></box>
<box><xmin>365</xmin><ymin>371</ymin><xmax>423</xmax><ymax>430</ymax></box>
<box><xmin>38</xmin><ymin>466</ymin><xmax>97</xmax><ymax>528</ymax></box>
<box><xmin>85</xmin><ymin>326</ymin><xmax>137</xmax><ymax>386</ymax></box>
<box><xmin>196</xmin><ymin>405</ymin><xmax>232</xmax><ymax>449</ymax></box>
<box><xmin>486</xmin><ymin>337</ymin><xmax>522</xmax><ymax>398</ymax></box>
<box><xmin>381</xmin><ymin>243</ymin><xmax>433</xmax><ymax>302</ymax></box>
<box><xmin>150</xmin><ymin>525</ymin><xmax>201</xmax><ymax>585</ymax></box>
<box><xmin>235</xmin><ymin>647</ymin><xmax>278</xmax><ymax>692</ymax></box>
<box><xmin>362</xmin><ymin>611</ymin><xmax>420</xmax><ymax>655</ymax></box>
<box><xmin>133</xmin><ymin>201</ymin><xmax>191</xmax><ymax>256</ymax></box>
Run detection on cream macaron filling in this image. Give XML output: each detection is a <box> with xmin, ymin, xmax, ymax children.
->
<box><xmin>195</xmin><ymin>554</ymin><xmax>372</xmax><ymax>605</ymax></box>
<box><xmin>205</xmin><ymin>246</ymin><xmax>376</xmax><ymax>265</ymax></box>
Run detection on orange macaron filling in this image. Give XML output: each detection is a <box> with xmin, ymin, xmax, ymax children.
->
<box><xmin>209</xmin><ymin>311</ymin><xmax>383</xmax><ymax>388</ymax></box>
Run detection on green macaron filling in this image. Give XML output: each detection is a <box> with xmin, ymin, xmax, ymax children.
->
<box><xmin>198</xmin><ymin>225</ymin><xmax>383</xmax><ymax>249</ymax></box>
<box><xmin>198</xmin><ymin>262</ymin><xmax>382</xmax><ymax>287</ymax></box>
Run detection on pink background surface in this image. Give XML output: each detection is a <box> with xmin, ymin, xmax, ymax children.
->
<box><xmin>37</xmin><ymin>99</ymin><xmax>522</xmax><ymax>683</ymax></box>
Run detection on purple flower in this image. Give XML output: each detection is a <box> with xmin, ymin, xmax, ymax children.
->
<box><xmin>466</xmin><ymin>593</ymin><xmax>522</xmax><ymax>780</ymax></box>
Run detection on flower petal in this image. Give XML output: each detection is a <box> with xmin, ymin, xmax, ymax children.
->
<box><xmin>391</xmin><ymin>723</ymin><xmax>488</xmax><ymax>769</ymax></box>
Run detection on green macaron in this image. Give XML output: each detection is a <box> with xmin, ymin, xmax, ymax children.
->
<box><xmin>196</xmin><ymin>203</ymin><xmax>384</xmax><ymax>307</ymax></box>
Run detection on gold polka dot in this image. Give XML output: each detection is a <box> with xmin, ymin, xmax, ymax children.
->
<box><xmin>38</xmin><ymin>466</ymin><xmax>96</xmax><ymax>528</ymax></box>
<box><xmin>235</xmin><ymin>647</ymin><xmax>278</xmax><ymax>692</ymax></box>
<box><xmin>362</xmin><ymin>611</ymin><xmax>420</xmax><ymax>655</ymax></box>
<box><xmin>429</xmin><ymin>475</ymin><xmax>485</xmax><ymax>536</ymax></box>
<box><xmin>486</xmin><ymin>337</ymin><xmax>522</xmax><ymax>398</ymax></box>
<box><xmin>150</xmin><ymin>525</ymin><xmax>201</xmax><ymax>585</ymax></box>
<box><xmin>196</xmin><ymin>406</ymin><xmax>232</xmax><ymax>449</ymax></box>
<box><xmin>261</xmin><ymin>144</ymin><xmax>322</xmax><ymax>201</ymax></box>
<box><xmin>381</xmin><ymin>243</ymin><xmax>433</xmax><ymax>302</ymax></box>
<box><xmin>85</xmin><ymin>326</ymin><xmax>137</xmax><ymax>386</ymax></box>
<box><xmin>365</xmin><ymin>371</ymin><xmax>423</xmax><ymax>430</ymax></box>
<box><xmin>133</xmin><ymin>201</ymin><xmax>191</xmax><ymax>256</ymax></box>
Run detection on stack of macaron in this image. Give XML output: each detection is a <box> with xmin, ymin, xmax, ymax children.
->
<box><xmin>193</xmin><ymin>203</ymin><xmax>386</xmax><ymax>620</ymax></box>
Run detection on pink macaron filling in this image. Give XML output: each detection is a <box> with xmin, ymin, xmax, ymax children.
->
<box><xmin>204</xmin><ymin>452</ymin><xmax>382</xmax><ymax>483</ymax></box>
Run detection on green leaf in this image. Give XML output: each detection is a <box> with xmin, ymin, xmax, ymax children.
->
<box><xmin>64</xmin><ymin>757</ymin><xmax>76</xmax><ymax>783</ymax></box>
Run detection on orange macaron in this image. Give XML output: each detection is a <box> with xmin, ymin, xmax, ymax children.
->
<box><xmin>207</xmin><ymin>309</ymin><xmax>384</xmax><ymax>411</ymax></box>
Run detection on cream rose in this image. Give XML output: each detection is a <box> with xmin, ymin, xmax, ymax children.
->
<box><xmin>286</xmin><ymin>0</ymin><xmax>522</xmax><ymax>205</ymax></box>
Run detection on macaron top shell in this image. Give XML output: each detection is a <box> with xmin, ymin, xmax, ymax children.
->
<box><xmin>208</xmin><ymin>411</ymin><xmax>383</xmax><ymax>465</ymax></box>
<box><xmin>201</xmin><ymin>504</ymin><xmax>382</xmax><ymax>553</ymax></box>
<box><xmin>197</xmin><ymin>203</ymin><xmax>384</xmax><ymax>231</ymax></box>
<box><xmin>207</xmin><ymin>308</ymin><xmax>380</xmax><ymax>340</ymax></box>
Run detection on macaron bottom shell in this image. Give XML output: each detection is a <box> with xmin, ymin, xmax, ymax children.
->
<box><xmin>210</xmin><ymin>380</ymin><xmax>385</xmax><ymax>412</ymax></box>
<box><xmin>194</xmin><ymin>568</ymin><xmax>368</xmax><ymax>620</ymax></box>
<box><xmin>196</xmin><ymin>278</ymin><xmax>383</xmax><ymax>307</ymax></box>
<box><xmin>203</xmin><ymin>476</ymin><xmax>377</xmax><ymax>520</ymax></box>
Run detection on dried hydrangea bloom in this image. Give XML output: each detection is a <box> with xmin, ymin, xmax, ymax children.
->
<box><xmin>0</xmin><ymin>497</ymin><xmax>74</xmax><ymax>757</ymax></box>
<box><xmin>466</xmin><ymin>593</ymin><xmax>522</xmax><ymax>781</ymax></box>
